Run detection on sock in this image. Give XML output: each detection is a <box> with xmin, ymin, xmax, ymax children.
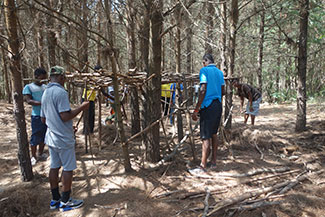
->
<box><xmin>61</xmin><ymin>190</ymin><xmax>71</xmax><ymax>203</ymax></box>
<box><xmin>51</xmin><ymin>187</ymin><xmax>61</xmax><ymax>201</ymax></box>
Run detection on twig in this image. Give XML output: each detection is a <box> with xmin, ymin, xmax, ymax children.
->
<box><xmin>202</xmin><ymin>188</ymin><xmax>211</xmax><ymax>217</ymax></box>
<box><xmin>207</xmin><ymin>170</ymin><xmax>324</xmax><ymax>216</ymax></box>
<box><xmin>254</xmin><ymin>141</ymin><xmax>264</xmax><ymax>159</ymax></box>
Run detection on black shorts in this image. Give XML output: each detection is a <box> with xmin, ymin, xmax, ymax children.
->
<box><xmin>199</xmin><ymin>99</ymin><xmax>222</xmax><ymax>139</ymax></box>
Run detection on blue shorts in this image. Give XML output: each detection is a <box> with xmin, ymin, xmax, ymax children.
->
<box><xmin>49</xmin><ymin>146</ymin><xmax>77</xmax><ymax>171</ymax></box>
<box><xmin>30</xmin><ymin>116</ymin><xmax>47</xmax><ymax>146</ymax></box>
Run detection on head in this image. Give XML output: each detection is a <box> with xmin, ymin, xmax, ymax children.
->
<box><xmin>202</xmin><ymin>53</ymin><xmax>214</xmax><ymax>67</ymax></box>
<box><xmin>231</xmin><ymin>79</ymin><xmax>240</xmax><ymax>88</ymax></box>
<box><xmin>49</xmin><ymin>65</ymin><xmax>66</xmax><ymax>86</ymax></box>
<box><xmin>34</xmin><ymin>68</ymin><xmax>47</xmax><ymax>80</ymax></box>
<box><xmin>94</xmin><ymin>65</ymin><xmax>102</xmax><ymax>71</ymax></box>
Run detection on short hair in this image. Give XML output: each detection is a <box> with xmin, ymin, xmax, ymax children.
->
<box><xmin>203</xmin><ymin>53</ymin><xmax>214</xmax><ymax>63</ymax></box>
<box><xmin>34</xmin><ymin>68</ymin><xmax>47</xmax><ymax>77</ymax></box>
<box><xmin>94</xmin><ymin>65</ymin><xmax>102</xmax><ymax>70</ymax></box>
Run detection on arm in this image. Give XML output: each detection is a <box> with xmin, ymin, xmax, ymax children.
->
<box><xmin>221</xmin><ymin>85</ymin><xmax>225</xmax><ymax>96</ymax></box>
<box><xmin>41</xmin><ymin>117</ymin><xmax>46</xmax><ymax>124</ymax></box>
<box><xmin>192</xmin><ymin>83</ymin><xmax>207</xmax><ymax>121</ymax></box>
<box><xmin>24</xmin><ymin>94</ymin><xmax>41</xmax><ymax>106</ymax></box>
<box><xmin>240</xmin><ymin>95</ymin><xmax>245</xmax><ymax>112</ymax></box>
<box><xmin>60</xmin><ymin>101</ymin><xmax>89</xmax><ymax>122</ymax></box>
<box><xmin>248</xmin><ymin>93</ymin><xmax>253</xmax><ymax>111</ymax></box>
<box><xmin>101</xmin><ymin>87</ymin><xmax>115</xmax><ymax>101</ymax></box>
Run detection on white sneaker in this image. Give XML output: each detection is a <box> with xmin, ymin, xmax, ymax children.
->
<box><xmin>39</xmin><ymin>153</ymin><xmax>48</xmax><ymax>161</ymax></box>
<box><xmin>31</xmin><ymin>157</ymin><xmax>37</xmax><ymax>166</ymax></box>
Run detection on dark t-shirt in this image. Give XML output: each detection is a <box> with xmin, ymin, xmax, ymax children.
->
<box><xmin>238</xmin><ymin>84</ymin><xmax>261</xmax><ymax>101</ymax></box>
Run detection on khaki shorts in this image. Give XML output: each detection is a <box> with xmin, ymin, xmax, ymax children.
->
<box><xmin>49</xmin><ymin>146</ymin><xmax>77</xmax><ymax>171</ymax></box>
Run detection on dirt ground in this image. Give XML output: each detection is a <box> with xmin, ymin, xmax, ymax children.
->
<box><xmin>0</xmin><ymin>99</ymin><xmax>325</xmax><ymax>217</ymax></box>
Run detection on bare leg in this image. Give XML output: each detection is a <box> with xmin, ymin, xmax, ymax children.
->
<box><xmin>61</xmin><ymin>171</ymin><xmax>73</xmax><ymax>192</ymax></box>
<box><xmin>49</xmin><ymin>168</ymin><xmax>60</xmax><ymax>189</ymax></box>
<box><xmin>211</xmin><ymin>133</ymin><xmax>218</xmax><ymax>164</ymax></box>
<box><xmin>244</xmin><ymin>114</ymin><xmax>249</xmax><ymax>124</ymax></box>
<box><xmin>31</xmin><ymin>145</ymin><xmax>37</xmax><ymax>159</ymax></box>
<box><xmin>200</xmin><ymin>139</ymin><xmax>210</xmax><ymax>169</ymax></box>
<box><xmin>251</xmin><ymin>115</ymin><xmax>255</xmax><ymax>125</ymax></box>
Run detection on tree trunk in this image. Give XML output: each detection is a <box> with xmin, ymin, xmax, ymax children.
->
<box><xmin>104</xmin><ymin>0</ymin><xmax>132</xmax><ymax>172</ymax></box>
<box><xmin>4</xmin><ymin>0</ymin><xmax>33</xmax><ymax>181</ymax></box>
<box><xmin>127</xmin><ymin>0</ymin><xmax>141</xmax><ymax>135</ymax></box>
<box><xmin>1</xmin><ymin>46</ymin><xmax>11</xmax><ymax>103</ymax></box>
<box><xmin>205</xmin><ymin>1</ymin><xmax>214</xmax><ymax>55</ymax></box>
<box><xmin>186</xmin><ymin>12</ymin><xmax>193</xmax><ymax>105</ymax></box>
<box><xmin>257</xmin><ymin>9</ymin><xmax>265</xmax><ymax>92</ymax></box>
<box><xmin>174</xmin><ymin>5</ymin><xmax>184</xmax><ymax>142</ymax></box>
<box><xmin>144</xmin><ymin>0</ymin><xmax>163</xmax><ymax>163</ymax></box>
<box><xmin>225</xmin><ymin>0</ymin><xmax>238</xmax><ymax>129</ymax></box>
<box><xmin>295</xmin><ymin>0</ymin><xmax>309</xmax><ymax>132</ymax></box>
<box><xmin>219</xmin><ymin>1</ymin><xmax>227</xmax><ymax>74</ymax></box>
<box><xmin>46</xmin><ymin>0</ymin><xmax>56</xmax><ymax>67</ymax></box>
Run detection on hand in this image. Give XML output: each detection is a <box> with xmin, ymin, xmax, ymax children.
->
<box><xmin>249</xmin><ymin>105</ymin><xmax>253</xmax><ymax>112</ymax></box>
<box><xmin>192</xmin><ymin>111</ymin><xmax>198</xmax><ymax>121</ymax></box>
<box><xmin>73</xmin><ymin>126</ymin><xmax>78</xmax><ymax>134</ymax></box>
<box><xmin>81</xmin><ymin>101</ymin><xmax>90</xmax><ymax>110</ymax></box>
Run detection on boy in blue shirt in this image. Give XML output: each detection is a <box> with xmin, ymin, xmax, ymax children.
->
<box><xmin>23</xmin><ymin>68</ymin><xmax>48</xmax><ymax>166</ymax></box>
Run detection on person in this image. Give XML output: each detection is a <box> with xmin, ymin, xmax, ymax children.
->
<box><xmin>170</xmin><ymin>82</ymin><xmax>183</xmax><ymax>125</ymax></box>
<box><xmin>23</xmin><ymin>68</ymin><xmax>48</xmax><ymax>166</ymax></box>
<box><xmin>81</xmin><ymin>65</ymin><xmax>100</xmax><ymax>134</ymax></box>
<box><xmin>40</xmin><ymin>66</ymin><xmax>89</xmax><ymax>212</ymax></box>
<box><xmin>161</xmin><ymin>83</ymin><xmax>172</xmax><ymax>116</ymax></box>
<box><xmin>191</xmin><ymin>54</ymin><xmax>225</xmax><ymax>172</ymax></box>
<box><xmin>232</xmin><ymin>79</ymin><xmax>262</xmax><ymax>125</ymax></box>
<box><xmin>193</xmin><ymin>83</ymin><xmax>200</xmax><ymax>103</ymax></box>
<box><xmin>101</xmin><ymin>85</ymin><xmax>116</xmax><ymax>124</ymax></box>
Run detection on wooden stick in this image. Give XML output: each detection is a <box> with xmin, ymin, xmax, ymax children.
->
<box><xmin>202</xmin><ymin>188</ymin><xmax>211</xmax><ymax>217</ymax></box>
<box><xmin>206</xmin><ymin>170</ymin><xmax>324</xmax><ymax>216</ymax></box>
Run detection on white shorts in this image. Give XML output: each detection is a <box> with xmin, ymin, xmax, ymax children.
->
<box><xmin>49</xmin><ymin>146</ymin><xmax>77</xmax><ymax>171</ymax></box>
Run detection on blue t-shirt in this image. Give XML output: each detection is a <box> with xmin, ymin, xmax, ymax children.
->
<box><xmin>40</xmin><ymin>82</ymin><xmax>75</xmax><ymax>149</ymax></box>
<box><xmin>199</xmin><ymin>64</ymin><xmax>225</xmax><ymax>108</ymax></box>
<box><xmin>22</xmin><ymin>83</ymin><xmax>46</xmax><ymax>116</ymax></box>
<box><xmin>170</xmin><ymin>83</ymin><xmax>184</xmax><ymax>102</ymax></box>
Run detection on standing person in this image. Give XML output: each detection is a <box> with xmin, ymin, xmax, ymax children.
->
<box><xmin>232</xmin><ymin>79</ymin><xmax>262</xmax><ymax>125</ymax></box>
<box><xmin>193</xmin><ymin>83</ymin><xmax>200</xmax><ymax>103</ymax></box>
<box><xmin>191</xmin><ymin>54</ymin><xmax>225</xmax><ymax>172</ymax></box>
<box><xmin>23</xmin><ymin>68</ymin><xmax>48</xmax><ymax>166</ymax></box>
<box><xmin>161</xmin><ymin>83</ymin><xmax>172</xmax><ymax>116</ymax></box>
<box><xmin>170</xmin><ymin>82</ymin><xmax>183</xmax><ymax>125</ymax></box>
<box><xmin>81</xmin><ymin>65</ymin><xmax>100</xmax><ymax>134</ymax></box>
<box><xmin>41</xmin><ymin>66</ymin><xmax>89</xmax><ymax>212</ymax></box>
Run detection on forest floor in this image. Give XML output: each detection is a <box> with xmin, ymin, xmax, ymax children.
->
<box><xmin>0</xmin><ymin>98</ymin><xmax>325</xmax><ymax>217</ymax></box>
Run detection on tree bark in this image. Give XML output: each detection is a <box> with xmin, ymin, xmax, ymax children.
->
<box><xmin>4</xmin><ymin>0</ymin><xmax>33</xmax><ymax>181</ymax></box>
<box><xmin>45</xmin><ymin>0</ymin><xmax>56</xmax><ymax>67</ymax></box>
<box><xmin>225</xmin><ymin>0</ymin><xmax>239</xmax><ymax>129</ymax></box>
<box><xmin>127</xmin><ymin>0</ymin><xmax>141</xmax><ymax>135</ymax></box>
<box><xmin>295</xmin><ymin>0</ymin><xmax>309</xmax><ymax>132</ymax></box>
<box><xmin>257</xmin><ymin>9</ymin><xmax>265</xmax><ymax>92</ymax></box>
<box><xmin>144</xmin><ymin>0</ymin><xmax>163</xmax><ymax>162</ymax></box>
<box><xmin>104</xmin><ymin>0</ymin><xmax>132</xmax><ymax>172</ymax></box>
<box><xmin>174</xmin><ymin>4</ymin><xmax>184</xmax><ymax>142</ymax></box>
<box><xmin>1</xmin><ymin>46</ymin><xmax>11</xmax><ymax>103</ymax></box>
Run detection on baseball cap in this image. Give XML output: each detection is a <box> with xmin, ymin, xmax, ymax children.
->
<box><xmin>50</xmin><ymin>66</ymin><xmax>65</xmax><ymax>76</ymax></box>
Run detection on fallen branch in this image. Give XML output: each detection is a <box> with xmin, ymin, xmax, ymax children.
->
<box><xmin>202</xmin><ymin>188</ymin><xmax>211</xmax><ymax>217</ymax></box>
<box><xmin>254</xmin><ymin>141</ymin><xmax>264</xmax><ymax>159</ymax></box>
<box><xmin>231</xmin><ymin>200</ymin><xmax>284</xmax><ymax>212</ymax></box>
<box><xmin>154</xmin><ymin>190</ymin><xmax>183</xmax><ymax>199</ymax></box>
<box><xmin>206</xmin><ymin>170</ymin><xmax>324</xmax><ymax>216</ymax></box>
<box><xmin>216</xmin><ymin>166</ymin><xmax>291</xmax><ymax>178</ymax></box>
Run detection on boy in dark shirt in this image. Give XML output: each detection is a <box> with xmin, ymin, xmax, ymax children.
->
<box><xmin>232</xmin><ymin>80</ymin><xmax>262</xmax><ymax>125</ymax></box>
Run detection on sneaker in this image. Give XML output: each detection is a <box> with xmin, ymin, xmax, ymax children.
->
<box><xmin>50</xmin><ymin>199</ymin><xmax>60</xmax><ymax>210</ymax></box>
<box><xmin>59</xmin><ymin>198</ymin><xmax>84</xmax><ymax>212</ymax></box>
<box><xmin>31</xmin><ymin>157</ymin><xmax>37</xmax><ymax>166</ymax></box>
<box><xmin>39</xmin><ymin>153</ymin><xmax>48</xmax><ymax>161</ymax></box>
<box><xmin>188</xmin><ymin>166</ymin><xmax>207</xmax><ymax>175</ymax></box>
<box><xmin>207</xmin><ymin>162</ymin><xmax>217</xmax><ymax>169</ymax></box>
